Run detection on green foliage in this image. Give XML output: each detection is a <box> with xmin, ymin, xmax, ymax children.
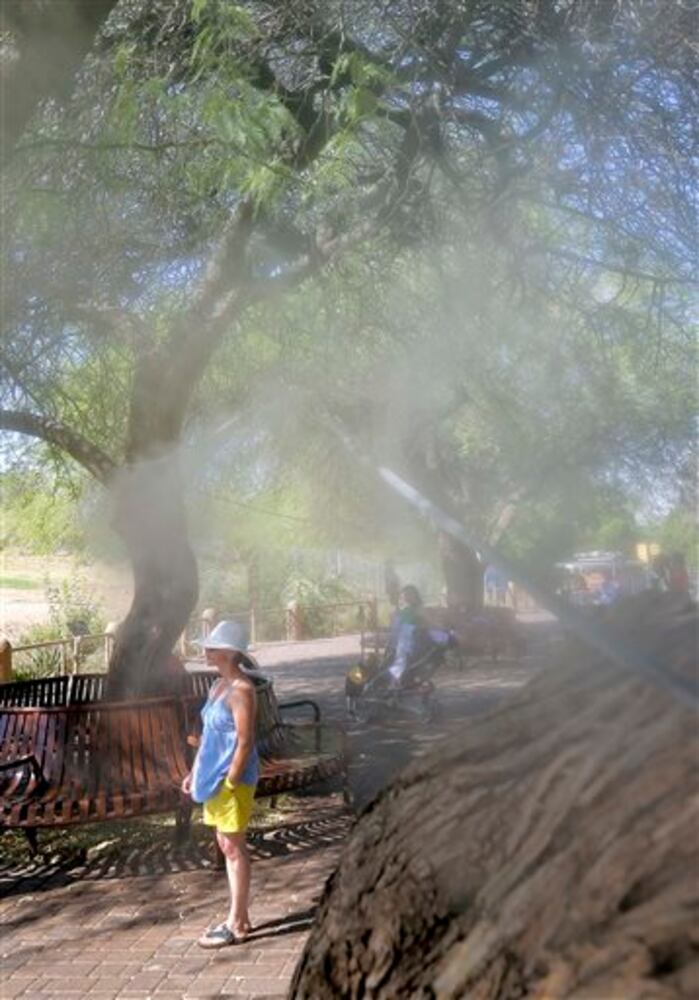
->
<box><xmin>343</xmin><ymin>86</ymin><xmax>378</xmax><ymax>123</ymax></box>
<box><xmin>282</xmin><ymin>573</ymin><xmax>356</xmax><ymax>607</ymax></box>
<box><xmin>0</xmin><ymin>576</ymin><xmax>40</xmax><ymax>590</ymax></box>
<box><xmin>331</xmin><ymin>51</ymin><xmax>393</xmax><ymax>91</ymax></box>
<box><xmin>0</xmin><ymin>471</ymin><xmax>85</xmax><ymax>554</ymax></box>
<box><xmin>588</xmin><ymin>513</ymin><xmax>641</xmax><ymax>555</ymax></box>
<box><xmin>198</xmin><ymin>565</ymin><xmax>249</xmax><ymax>612</ymax></box>
<box><xmin>654</xmin><ymin>510</ymin><xmax>699</xmax><ymax>568</ymax></box>
<box><xmin>12</xmin><ymin>622</ymin><xmax>65</xmax><ymax>680</ymax></box>
<box><xmin>1</xmin><ymin>0</ymin><xmax>695</xmax><ymax>623</ymax></box>
<box><xmin>11</xmin><ymin>576</ymin><xmax>106</xmax><ymax>680</ymax></box>
<box><xmin>12</xmin><ymin>619</ymin><xmax>70</xmax><ymax>679</ymax></box>
<box><xmin>45</xmin><ymin>574</ymin><xmax>105</xmax><ymax>637</ymax></box>
<box><xmin>190</xmin><ymin>0</ymin><xmax>258</xmax><ymax>39</ymax></box>
<box><xmin>500</xmin><ymin>490</ymin><xmax>643</xmax><ymax>580</ymax></box>
<box><xmin>282</xmin><ymin>573</ymin><xmax>360</xmax><ymax>638</ymax></box>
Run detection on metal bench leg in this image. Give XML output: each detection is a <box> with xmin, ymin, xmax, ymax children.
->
<box><xmin>174</xmin><ymin>801</ymin><xmax>192</xmax><ymax>844</ymax></box>
<box><xmin>341</xmin><ymin>761</ymin><xmax>353</xmax><ymax>809</ymax></box>
<box><xmin>24</xmin><ymin>828</ymin><xmax>39</xmax><ymax>855</ymax></box>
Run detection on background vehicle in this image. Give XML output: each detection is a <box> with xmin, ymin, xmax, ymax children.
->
<box><xmin>556</xmin><ymin>551</ymin><xmax>648</xmax><ymax>606</ymax></box>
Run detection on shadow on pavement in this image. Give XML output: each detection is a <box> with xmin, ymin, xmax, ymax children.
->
<box><xmin>247</xmin><ymin>905</ymin><xmax>317</xmax><ymax>941</ymax></box>
<box><xmin>0</xmin><ymin>808</ymin><xmax>351</xmax><ymax>899</ymax></box>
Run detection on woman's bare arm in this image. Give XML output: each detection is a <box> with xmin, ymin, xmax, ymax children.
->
<box><xmin>226</xmin><ymin>683</ymin><xmax>257</xmax><ymax>785</ymax></box>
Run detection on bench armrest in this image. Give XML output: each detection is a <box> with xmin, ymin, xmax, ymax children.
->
<box><xmin>278</xmin><ymin>699</ymin><xmax>321</xmax><ymax>724</ymax></box>
<box><xmin>282</xmin><ymin>719</ymin><xmax>348</xmax><ymax>761</ymax></box>
<box><xmin>0</xmin><ymin>754</ymin><xmax>47</xmax><ymax>800</ymax></box>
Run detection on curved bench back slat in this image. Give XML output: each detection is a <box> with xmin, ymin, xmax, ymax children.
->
<box><xmin>1</xmin><ymin>699</ymin><xmax>191</xmax><ymax>827</ymax></box>
<box><xmin>0</xmin><ymin>670</ymin><xmax>265</xmax><ymax>707</ymax></box>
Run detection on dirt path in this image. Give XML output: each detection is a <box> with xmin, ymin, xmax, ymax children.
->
<box><xmin>0</xmin><ymin>554</ymin><xmax>133</xmax><ymax>641</ymax></box>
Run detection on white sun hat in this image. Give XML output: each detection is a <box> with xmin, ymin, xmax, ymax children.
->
<box><xmin>198</xmin><ymin>620</ymin><xmax>249</xmax><ymax>653</ymax></box>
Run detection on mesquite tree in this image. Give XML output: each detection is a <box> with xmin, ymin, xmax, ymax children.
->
<box><xmin>0</xmin><ymin>0</ymin><xmax>695</xmax><ymax>691</ymax></box>
<box><xmin>292</xmin><ymin>593</ymin><xmax>699</xmax><ymax>997</ymax></box>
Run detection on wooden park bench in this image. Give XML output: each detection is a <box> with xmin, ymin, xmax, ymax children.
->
<box><xmin>0</xmin><ymin>672</ymin><xmax>106</xmax><ymax>708</ymax></box>
<box><xmin>0</xmin><ymin>696</ymin><xmax>190</xmax><ymax>852</ymax></box>
<box><xmin>0</xmin><ymin>670</ymin><xmax>347</xmax><ymax>852</ymax></box>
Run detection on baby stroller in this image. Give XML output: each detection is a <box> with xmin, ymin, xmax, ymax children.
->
<box><xmin>345</xmin><ymin>627</ymin><xmax>457</xmax><ymax>724</ymax></box>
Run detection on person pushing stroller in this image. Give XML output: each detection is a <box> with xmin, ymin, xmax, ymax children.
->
<box><xmin>386</xmin><ymin>585</ymin><xmax>440</xmax><ymax>687</ymax></box>
<box><xmin>346</xmin><ymin>584</ymin><xmax>455</xmax><ymax>721</ymax></box>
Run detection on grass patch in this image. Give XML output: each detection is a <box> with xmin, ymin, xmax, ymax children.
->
<box><xmin>0</xmin><ymin>575</ymin><xmax>41</xmax><ymax>590</ymax></box>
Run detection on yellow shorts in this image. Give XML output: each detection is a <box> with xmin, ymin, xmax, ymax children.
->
<box><xmin>203</xmin><ymin>782</ymin><xmax>256</xmax><ymax>834</ymax></box>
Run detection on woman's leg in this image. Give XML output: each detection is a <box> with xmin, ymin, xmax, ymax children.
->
<box><xmin>216</xmin><ymin>831</ymin><xmax>251</xmax><ymax>936</ymax></box>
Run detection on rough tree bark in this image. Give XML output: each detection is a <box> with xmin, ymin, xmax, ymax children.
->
<box><xmin>105</xmin><ymin>456</ymin><xmax>198</xmax><ymax>698</ymax></box>
<box><xmin>439</xmin><ymin>530</ymin><xmax>484</xmax><ymax>612</ymax></box>
<box><xmin>291</xmin><ymin>592</ymin><xmax>698</xmax><ymax>999</ymax></box>
<box><xmin>404</xmin><ymin>446</ymin><xmax>484</xmax><ymax>612</ymax></box>
<box><xmin>102</xmin><ymin>202</ymin><xmax>255</xmax><ymax>696</ymax></box>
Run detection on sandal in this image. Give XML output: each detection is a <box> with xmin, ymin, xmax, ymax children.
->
<box><xmin>197</xmin><ymin>922</ymin><xmax>236</xmax><ymax>949</ymax></box>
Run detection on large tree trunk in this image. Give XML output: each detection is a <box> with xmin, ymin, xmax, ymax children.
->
<box><xmin>402</xmin><ymin>444</ymin><xmax>484</xmax><ymax>612</ymax></box>
<box><xmin>105</xmin><ymin>457</ymin><xmax>198</xmax><ymax>699</ymax></box>
<box><xmin>439</xmin><ymin>530</ymin><xmax>484</xmax><ymax>611</ymax></box>
<box><xmin>291</xmin><ymin>593</ymin><xmax>698</xmax><ymax>999</ymax></box>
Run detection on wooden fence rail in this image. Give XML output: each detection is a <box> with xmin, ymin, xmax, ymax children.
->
<box><xmin>0</xmin><ymin>629</ymin><xmax>117</xmax><ymax>683</ymax></box>
<box><xmin>0</xmin><ymin>599</ymin><xmax>380</xmax><ymax>681</ymax></box>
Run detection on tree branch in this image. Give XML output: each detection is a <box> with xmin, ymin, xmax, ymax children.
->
<box><xmin>535</xmin><ymin>246</ymin><xmax>698</xmax><ymax>286</ymax></box>
<box><xmin>0</xmin><ymin>409</ymin><xmax>116</xmax><ymax>483</ymax></box>
<box><xmin>125</xmin><ymin>95</ymin><xmax>419</xmax><ymax>459</ymax></box>
<box><xmin>123</xmin><ymin>198</ymin><xmax>256</xmax><ymax>458</ymax></box>
<box><xmin>487</xmin><ymin>486</ymin><xmax>529</xmax><ymax>548</ymax></box>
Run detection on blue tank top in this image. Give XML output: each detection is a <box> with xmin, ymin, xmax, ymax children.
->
<box><xmin>191</xmin><ymin>682</ymin><xmax>260</xmax><ymax>803</ymax></box>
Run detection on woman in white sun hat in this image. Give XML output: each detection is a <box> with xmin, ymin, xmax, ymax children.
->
<box><xmin>181</xmin><ymin>620</ymin><xmax>259</xmax><ymax>948</ymax></box>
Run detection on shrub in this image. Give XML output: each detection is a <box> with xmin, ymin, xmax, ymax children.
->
<box><xmin>12</xmin><ymin>574</ymin><xmax>106</xmax><ymax>679</ymax></box>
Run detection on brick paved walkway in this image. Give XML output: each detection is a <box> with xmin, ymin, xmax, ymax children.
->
<box><xmin>0</xmin><ymin>798</ymin><xmax>349</xmax><ymax>999</ymax></box>
<box><xmin>0</xmin><ymin>640</ymin><xmax>365</xmax><ymax>1000</ymax></box>
<box><xmin>1</xmin><ymin>629</ymin><xmax>550</xmax><ymax>999</ymax></box>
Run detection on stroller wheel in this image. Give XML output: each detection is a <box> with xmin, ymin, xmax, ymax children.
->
<box><xmin>353</xmin><ymin>698</ymin><xmax>374</xmax><ymax>725</ymax></box>
<box><xmin>417</xmin><ymin>698</ymin><xmax>438</xmax><ymax>723</ymax></box>
<box><xmin>428</xmin><ymin>700</ymin><xmax>443</xmax><ymax>722</ymax></box>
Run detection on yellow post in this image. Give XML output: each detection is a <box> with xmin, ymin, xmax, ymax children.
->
<box><xmin>250</xmin><ymin>607</ymin><xmax>257</xmax><ymax>645</ymax></box>
<box><xmin>201</xmin><ymin>608</ymin><xmax>217</xmax><ymax>639</ymax></box>
<box><xmin>0</xmin><ymin>637</ymin><xmax>12</xmax><ymax>683</ymax></box>
<box><xmin>72</xmin><ymin>636</ymin><xmax>83</xmax><ymax>675</ymax></box>
<box><xmin>636</xmin><ymin>541</ymin><xmax>661</xmax><ymax>565</ymax></box>
<box><xmin>104</xmin><ymin>621</ymin><xmax>119</xmax><ymax>668</ymax></box>
<box><xmin>368</xmin><ymin>596</ymin><xmax>378</xmax><ymax>630</ymax></box>
<box><xmin>286</xmin><ymin>600</ymin><xmax>302</xmax><ymax>641</ymax></box>
<box><xmin>178</xmin><ymin>630</ymin><xmax>188</xmax><ymax>658</ymax></box>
